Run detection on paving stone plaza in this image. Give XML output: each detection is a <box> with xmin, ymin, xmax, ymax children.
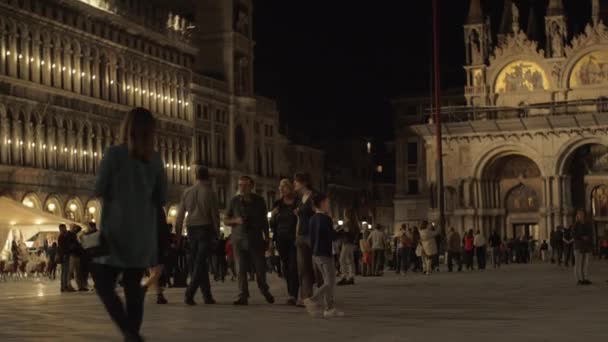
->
<box><xmin>0</xmin><ymin>262</ymin><xmax>607</xmax><ymax>342</ymax></box>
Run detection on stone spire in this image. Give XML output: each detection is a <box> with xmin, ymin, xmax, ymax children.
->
<box><xmin>546</xmin><ymin>0</ymin><xmax>567</xmax><ymax>58</ymax></box>
<box><xmin>467</xmin><ymin>0</ymin><xmax>483</xmax><ymax>25</ymax></box>
<box><xmin>547</xmin><ymin>0</ymin><xmax>564</xmax><ymax>17</ymax></box>
<box><xmin>526</xmin><ymin>2</ymin><xmax>540</xmax><ymax>41</ymax></box>
<box><xmin>592</xmin><ymin>0</ymin><xmax>608</xmax><ymax>25</ymax></box>
<box><xmin>498</xmin><ymin>0</ymin><xmax>520</xmax><ymax>43</ymax></box>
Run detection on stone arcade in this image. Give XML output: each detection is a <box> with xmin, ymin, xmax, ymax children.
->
<box><xmin>0</xmin><ymin>0</ymin><xmax>304</xmax><ymax>226</ymax></box>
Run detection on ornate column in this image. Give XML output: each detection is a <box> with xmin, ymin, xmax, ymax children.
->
<box><xmin>62</xmin><ymin>40</ymin><xmax>72</xmax><ymax>91</ymax></box>
<box><xmin>91</xmin><ymin>53</ymin><xmax>100</xmax><ymax>98</ymax></box>
<box><xmin>46</xmin><ymin>119</ymin><xmax>55</xmax><ymax>169</ymax></box>
<box><xmin>0</xmin><ymin>25</ymin><xmax>7</xmax><ymax>75</ymax></box>
<box><xmin>52</xmin><ymin>36</ymin><xmax>61</xmax><ymax>88</ymax></box>
<box><xmin>72</xmin><ymin>43</ymin><xmax>81</xmax><ymax>94</ymax></box>
<box><xmin>18</xmin><ymin>26</ymin><xmax>30</xmax><ymax>81</ymax></box>
<box><xmin>30</xmin><ymin>30</ymin><xmax>41</xmax><ymax>84</ymax></box>
<box><xmin>81</xmin><ymin>49</ymin><xmax>91</xmax><ymax>96</ymax></box>
<box><xmin>35</xmin><ymin>119</ymin><xmax>44</xmax><ymax>168</ymax></box>
<box><xmin>57</xmin><ymin>120</ymin><xmax>66</xmax><ymax>170</ymax></box>
<box><xmin>0</xmin><ymin>110</ymin><xmax>8</xmax><ymax>164</ymax></box>
<box><xmin>41</xmin><ymin>34</ymin><xmax>52</xmax><ymax>86</ymax></box>
<box><xmin>8</xmin><ymin>27</ymin><xmax>18</xmax><ymax>77</ymax></box>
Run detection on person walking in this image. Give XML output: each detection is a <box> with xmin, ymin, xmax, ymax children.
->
<box><xmin>359</xmin><ymin>230</ymin><xmax>372</xmax><ymax>276</ymax></box>
<box><xmin>92</xmin><ymin>107</ymin><xmax>167</xmax><ymax>342</ymax></box>
<box><xmin>474</xmin><ymin>230</ymin><xmax>487</xmax><ymax>270</ymax></box>
<box><xmin>68</xmin><ymin>225</ymin><xmax>87</xmax><ymax>291</ymax></box>
<box><xmin>419</xmin><ymin>221</ymin><xmax>438</xmax><ymax>275</ymax></box>
<box><xmin>47</xmin><ymin>241</ymin><xmax>58</xmax><ymax>280</ymax></box>
<box><xmin>540</xmin><ymin>240</ymin><xmax>549</xmax><ymax>262</ymax></box>
<box><xmin>225</xmin><ymin>176</ymin><xmax>275</xmax><ymax>305</ymax></box>
<box><xmin>142</xmin><ymin>214</ymin><xmax>172</xmax><ymax>305</ymax></box>
<box><xmin>337</xmin><ymin>208</ymin><xmax>359</xmax><ymax>286</ymax></box>
<box><xmin>215</xmin><ymin>234</ymin><xmax>228</xmax><ymax>282</ymax></box>
<box><xmin>463</xmin><ymin>230</ymin><xmax>475</xmax><ymax>270</ymax></box>
<box><xmin>563</xmin><ymin>226</ymin><xmax>575</xmax><ymax>267</ymax></box>
<box><xmin>447</xmin><ymin>228</ymin><xmax>462</xmax><ymax>272</ymax></box>
<box><xmin>489</xmin><ymin>230</ymin><xmax>502</xmax><ymax>269</ymax></box>
<box><xmin>79</xmin><ymin>222</ymin><xmax>98</xmax><ymax>291</ymax></box>
<box><xmin>397</xmin><ymin>225</ymin><xmax>413</xmax><ymax>274</ymax></box>
<box><xmin>305</xmin><ymin>193</ymin><xmax>344</xmax><ymax>318</ymax></box>
<box><xmin>225</xmin><ymin>237</ymin><xmax>236</xmax><ymax>281</ymax></box>
<box><xmin>367</xmin><ymin>224</ymin><xmax>387</xmax><ymax>276</ymax></box>
<box><xmin>411</xmin><ymin>227</ymin><xmax>422</xmax><ymax>272</ymax></box>
<box><xmin>294</xmin><ymin>173</ymin><xmax>316</xmax><ymax>305</ymax></box>
<box><xmin>175</xmin><ymin>166</ymin><xmax>220</xmax><ymax>306</ymax></box>
<box><xmin>270</xmin><ymin>178</ymin><xmax>299</xmax><ymax>305</ymax></box>
<box><xmin>57</xmin><ymin>224</ymin><xmax>74</xmax><ymax>292</ymax></box>
<box><xmin>573</xmin><ymin>210</ymin><xmax>593</xmax><ymax>285</ymax></box>
<box><xmin>550</xmin><ymin>226</ymin><xmax>564</xmax><ymax>265</ymax></box>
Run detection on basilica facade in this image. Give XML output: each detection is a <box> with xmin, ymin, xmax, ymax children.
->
<box><xmin>395</xmin><ymin>0</ymin><xmax>608</xmax><ymax>243</ymax></box>
<box><xmin>0</xmin><ymin>0</ymin><xmax>296</xmax><ymax>226</ymax></box>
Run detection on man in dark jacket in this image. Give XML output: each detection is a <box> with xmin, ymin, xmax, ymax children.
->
<box><xmin>563</xmin><ymin>226</ymin><xmax>575</xmax><ymax>267</ymax></box>
<box><xmin>225</xmin><ymin>176</ymin><xmax>274</xmax><ymax>305</ymax></box>
<box><xmin>489</xmin><ymin>231</ymin><xmax>502</xmax><ymax>268</ymax></box>
<box><xmin>57</xmin><ymin>224</ymin><xmax>74</xmax><ymax>292</ymax></box>
<box><xmin>550</xmin><ymin>226</ymin><xmax>564</xmax><ymax>265</ymax></box>
<box><xmin>573</xmin><ymin>210</ymin><xmax>593</xmax><ymax>285</ymax></box>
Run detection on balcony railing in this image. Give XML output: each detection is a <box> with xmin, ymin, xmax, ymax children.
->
<box><xmin>422</xmin><ymin>98</ymin><xmax>608</xmax><ymax>124</ymax></box>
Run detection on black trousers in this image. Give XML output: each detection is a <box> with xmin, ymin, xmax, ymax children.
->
<box><xmin>276</xmin><ymin>237</ymin><xmax>299</xmax><ymax>299</ymax></box>
<box><xmin>92</xmin><ymin>264</ymin><xmax>145</xmax><ymax>339</ymax></box>
<box><xmin>186</xmin><ymin>226</ymin><xmax>215</xmax><ymax>301</ymax></box>
<box><xmin>464</xmin><ymin>250</ymin><xmax>474</xmax><ymax>270</ymax></box>
<box><xmin>476</xmin><ymin>247</ymin><xmax>486</xmax><ymax>270</ymax></box>
<box><xmin>447</xmin><ymin>251</ymin><xmax>462</xmax><ymax>272</ymax></box>
<box><xmin>563</xmin><ymin>245</ymin><xmax>574</xmax><ymax>266</ymax></box>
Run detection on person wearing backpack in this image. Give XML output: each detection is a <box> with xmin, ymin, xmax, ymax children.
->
<box><xmin>447</xmin><ymin>228</ymin><xmax>462</xmax><ymax>272</ymax></box>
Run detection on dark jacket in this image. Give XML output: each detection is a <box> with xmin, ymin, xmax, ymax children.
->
<box><xmin>227</xmin><ymin>194</ymin><xmax>269</xmax><ymax>248</ymax></box>
<box><xmin>489</xmin><ymin>234</ymin><xmax>501</xmax><ymax>248</ymax></box>
<box><xmin>573</xmin><ymin>221</ymin><xmax>593</xmax><ymax>253</ymax></box>
<box><xmin>310</xmin><ymin>212</ymin><xmax>335</xmax><ymax>257</ymax></box>
<box><xmin>550</xmin><ymin>230</ymin><xmax>564</xmax><ymax>248</ymax></box>
<box><xmin>297</xmin><ymin>193</ymin><xmax>316</xmax><ymax>238</ymax></box>
<box><xmin>271</xmin><ymin>198</ymin><xmax>299</xmax><ymax>241</ymax></box>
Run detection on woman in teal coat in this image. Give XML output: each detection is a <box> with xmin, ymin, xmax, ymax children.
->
<box><xmin>93</xmin><ymin>107</ymin><xmax>167</xmax><ymax>342</ymax></box>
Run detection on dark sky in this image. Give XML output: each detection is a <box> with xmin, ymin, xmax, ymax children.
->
<box><xmin>252</xmin><ymin>0</ymin><xmax>591</xmax><ymax>145</ymax></box>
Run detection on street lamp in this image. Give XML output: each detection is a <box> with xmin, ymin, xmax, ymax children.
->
<box><xmin>338</xmin><ymin>220</ymin><xmax>344</xmax><ymax>226</ymax></box>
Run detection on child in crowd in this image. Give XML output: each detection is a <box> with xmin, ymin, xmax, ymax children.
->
<box><xmin>304</xmin><ymin>193</ymin><xmax>344</xmax><ymax>318</ymax></box>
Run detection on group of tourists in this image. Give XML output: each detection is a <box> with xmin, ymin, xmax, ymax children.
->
<box><xmin>47</xmin><ymin>107</ymin><xmax>605</xmax><ymax>341</ymax></box>
<box><xmin>86</xmin><ymin>108</ymin><xmax>350</xmax><ymax>341</ymax></box>
<box><xmin>391</xmin><ymin>209</ymin><xmax>597</xmax><ymax>286</ymax></box>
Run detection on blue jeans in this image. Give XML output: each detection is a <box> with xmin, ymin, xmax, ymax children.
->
<box><xmin>185</xmin><ymin>226</ymin><xmax>216</xmax><ymax>301</ymax></box>
<box><xmin>397</xmin><ymin>248</ymin><xmax>411</xmax><ymax>273</ymax></box>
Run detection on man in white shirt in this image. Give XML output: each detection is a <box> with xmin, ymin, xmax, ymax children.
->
<box><xmin>175</xmin><ymin>166</ymin><xmax>220</xmax><ymax>306</ymax></box>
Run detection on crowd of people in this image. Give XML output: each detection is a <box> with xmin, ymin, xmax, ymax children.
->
<box><xmin>16</xmin><ymin>107</ymin><xmax>601</xmax><ymax>341</ymax></box>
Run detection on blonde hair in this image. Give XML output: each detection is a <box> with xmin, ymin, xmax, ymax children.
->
<box><xmin>119</xmin><ymin>108</ymin><xmax>156</xmax><ymax>162</ymax></box>
<box><xmin>279</xmin><ymin>178</ymin><xmax>293</xmax><ymax>191</ymax></box>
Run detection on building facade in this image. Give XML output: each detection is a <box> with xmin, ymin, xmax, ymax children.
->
<box><xmin>0</xmin><ymin>0</ymin><xmax>290</xmax><ymax>225</ymax></box>
<box><xmin>395</xmin><ymin>0</ymin><xmax>608</xmax><ymax>243</ymax></box>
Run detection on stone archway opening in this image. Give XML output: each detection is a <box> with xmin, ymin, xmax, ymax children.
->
<box><xmin>563</xmin><ymin>143</ymin><xmax>608</xmax><ymax>211</ymax></box>
<box><xmin>480</xmin><ymin>154</ymin><xmax>543</xmax><ymax>239</ymax></box>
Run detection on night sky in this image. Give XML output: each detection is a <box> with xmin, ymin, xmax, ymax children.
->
<box><xmin>252</xmin><ymin>0</ymin><xmax>592</xmax><ymax>145</ymax></box>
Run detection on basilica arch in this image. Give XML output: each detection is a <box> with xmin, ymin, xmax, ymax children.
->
<box><xmin>478</xmin><ymin>153</ymin><xmax>544</xmax><ymax>239</ymax></box>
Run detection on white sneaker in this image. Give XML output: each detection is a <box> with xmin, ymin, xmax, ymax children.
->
<box><xmin>303</xmin><ymin>299</ymin><xmax>321</xmax><ymax>317</ymax></box>
<box><xmin>323</xmin><ymin>308</ymin><xmax>345</xmax><ymax>318</ymax></box>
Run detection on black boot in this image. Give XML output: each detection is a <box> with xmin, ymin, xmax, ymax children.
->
<box><xmin>157</xmin><ymin>293</ymin><xmax>168</xmax><ymax>305</ymax></box>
